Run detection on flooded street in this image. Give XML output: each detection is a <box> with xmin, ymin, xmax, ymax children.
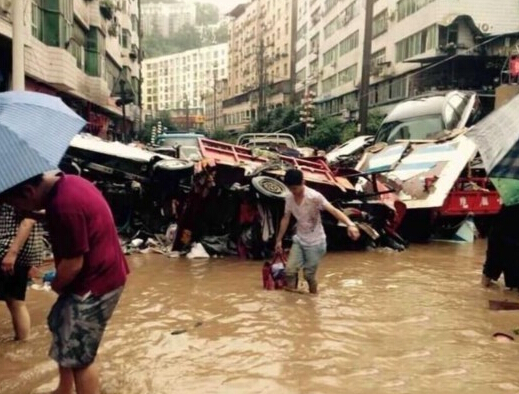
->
<box><xmin>1</xmin><ymin>240</ymin><xmax>519</xmax><ymax>394</ymax></box>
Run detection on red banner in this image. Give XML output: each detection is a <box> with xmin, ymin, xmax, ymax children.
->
<box><xmin>510</xmin><ymin>57</ymin><xmax>519</xmax><ymax>77</ymax></box>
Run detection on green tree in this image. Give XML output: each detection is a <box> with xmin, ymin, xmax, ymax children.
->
<box><xmin>366</xmin><ymin>110</ymin><xmax>385</xmax><ymax>135</ymax></box>
<box><xmin>304</xmin><ymin>117</ymin><xmax>345</xmax><ymax>150</ymax></box>
<box><xmin>211</xmin><ymin>127</ymin><xmax>235</xmax><ymax>143</ymax></box>
<box><xmin>195</xmin><ymin>2</ymin><xmax>219</xmax><ymax>25</ymax></box>
<box><xmin>214</xmin><ymin>23</ymin><xmax>229</xmax><ymax>44</ymax></box>
<box><xmin>171</xmin><ymin>24</ymin><xmax>202</xmax><ymax>52</ymax></box>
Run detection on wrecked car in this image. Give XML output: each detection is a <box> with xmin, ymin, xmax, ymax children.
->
<box><xmin>351</xmin><ymin>91</ymin><xmax>500</xmax><ymax>241</ymax></box>
<box><xmin>60</xmin><ymin>133</ymin><xmax>194</xmax><ymax>233</ymax></box>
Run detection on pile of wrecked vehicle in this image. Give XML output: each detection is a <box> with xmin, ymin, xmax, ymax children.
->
<box><xmin>58</xmin><ymin>90</ymin><xmax>501</xmax><ymax>256</ymax></box>
<box><xmin>327</xmin><ymin>90</ymin><xmax>501</xmax><ymax>241</ymax></box>
<box><xmin>59</xmin><ymin>132</ymin><xmax>408</xmax><ymax>258</ymax></box>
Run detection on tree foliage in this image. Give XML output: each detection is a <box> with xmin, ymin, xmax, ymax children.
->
<box><xmin>195</xmin><ymin>2</ymin><xmax>219</xmax><ymax>25</ymax></box>
<box><xmin>304</xmin><ymin>117</ymin><xmax>345</xmax><ymax>150</ymax></box>
<box><xmin>211</xmin><ymin>127</ymin><xmax>236</xmax><ymax>143</ymax></box>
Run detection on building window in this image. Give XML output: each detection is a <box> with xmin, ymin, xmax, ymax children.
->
<box><xmin>338</xmin><ymin>64</ymin><xmax>357</xmax><ymax>85</ymax></box>
<box><xmin>296</xmin><ymin>68</ymin><xmax>306</xmax><ymax>83</ymax></box>
<box><xmin>397</xmin><ymin>0</ymin><xmax>435</xmax><ymax>22</ymax></box>
<box><xmin>297</xmin><ymin>24</ymin><xmax>307</xmax><ymax>41</ymax></box>
<box><xmin>324</xmin><ymin>16</ymin><xmax>339</xmax><ymax>39</ymax></box>
<box><xmin>323</xmin><ymin>0</ymin><xmax>339</xmax><ymax>16</ymax></box>
<box><xmin>122</xmin><ymin>29</ymin><xmax>131</xmax><ymax>49</ymax></box>
<box><xmin>309</xmin><ymin>59</ymin><xmax>318</xmax><ymax>75</ymax></box>
<box><xmin>38</xmin><ymin>0</ymin><xmax>73</xmax><ymax>47</ymax></box>
<box><xmin>396</xmin><ymin>24</ymin><xmax>438</xmax><ymax>62</ymax></box>
<box><xmin>339</xmin><ymin>30</ymin><xmax>359</xmax><ymax>56</ymax></box>
<box><xmin>85</xmin><ymin>27</ymin><xmax>105</xmax><ymax>77</ymax></box>
<box><xmin>296</xmin><ymin>45</ymin><xmax>307</xmax><ymax>63</ymax></box>
<box><xmin>284</xmin><ymin>63</ymin><xmax>288</xmax><ymax>76</ymax></box>
<box><xmin>322</xmin><ymin>74</ymin><xmax>338</xmax><ymax>94</ymax></box>
<box><xmin>323</xmin><ymin>46</ymin><xmax>338</xmax><ymax>66</ymax></box>
<box><xmin>69</xmin><ymin>22</ymin><xmax>86</xmax><ymax>70</ymax></box>
<box><xmin>372</xmin><ymin>10</ymin><xmax>388</xmax><ymax>38</ymax></box>
<box><xmin>370</xmin><ymin>48</ymin><xmax>386</xmax><ymax>73</ymax></box>
<box><xmin>31</xmin><ymin>0</ymin><xmax>41</xmax><ymax>38</ymax></box>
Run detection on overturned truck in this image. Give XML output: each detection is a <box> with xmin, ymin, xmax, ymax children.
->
<box><xmin>173</xmin><ymin>138</ymin><xmax>407</xmax><ymax>257</ymax></box>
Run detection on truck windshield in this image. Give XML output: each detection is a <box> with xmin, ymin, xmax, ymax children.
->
<box><xmin>375</xmin><ymin>115</ymin><xmax>446</xmax><ymax>144</ymax></box>
<box><xmin>158</xmin><ymin>136</ymin><xmax>200</xmax><ymax>147</ymax></box>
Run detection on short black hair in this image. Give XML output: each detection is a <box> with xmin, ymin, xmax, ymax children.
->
<box><xmin>284</xmin><ymin>169</ymin><xmax>304</xmax><ymax>186</ymax></box>
<box><xmin>0</xmin><ymin>174</ymin><xmax>44</xmax><ymax>200</ymax></box>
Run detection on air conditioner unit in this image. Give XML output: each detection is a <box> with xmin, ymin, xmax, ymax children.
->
<box><xmin>0</xmin><ymin>0</ymin><xmax>12</xmax><ymax>14</ymax></box>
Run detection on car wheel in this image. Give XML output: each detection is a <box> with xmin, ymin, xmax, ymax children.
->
<box><xmin>251</xmin><ymin>176</ymin><xmax>289</xmax><ymax>199</ymax></box>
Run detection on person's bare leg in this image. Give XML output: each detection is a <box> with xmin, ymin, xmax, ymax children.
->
<box><xmin>52</xmin><ymin>366</ymin><xmax>74</xmax><ymax>394</ymax></box>
<box><xmin>6</xmin><ymin>298</ymin><xmax>30</xmax><ymax>340</ymax></box>
<box><xmin>74</xmin><ymin>362</ymin><xmax>100</xmax><ymax>394</ymax></box>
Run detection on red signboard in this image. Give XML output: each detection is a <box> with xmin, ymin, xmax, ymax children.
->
<box><xmin>510</xmin><ymin>57</ymin><xmax>519</xmax><ymax>77</ymax></box>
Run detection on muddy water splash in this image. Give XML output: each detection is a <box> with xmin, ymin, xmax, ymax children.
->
<box><xmin>1</xmin><ymin>241</ymin><xmax>519</xmax><ymax>394</ymax></box>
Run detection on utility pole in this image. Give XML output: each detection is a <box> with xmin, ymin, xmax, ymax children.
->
<box><xmin>184</xmin><ymin>93</ymin><xmax>190</xmax><ymax>130</ymax></box>
<box><xmin>213</xmin><ymin>62</ymin><xmax>218</xmax><ymax>132</ymax></box>
<box><xmin>289</xmin><ymin>0</ymin><xmax>298</xmax><ymax>106</ymax></box>
<box><xmin>358</xmin><ymin>0</ymin><xmax>375</xmax><ymax>135</ymax></box>
<box><xmin>12</xmin><ymin>0</ymin><xmax>25</xmax><ymax>90</ymax></box>
<box><xmin>137</xmin><ymin>0</ymin><xmax>143</xmax><ymax>140</ymax></box>
<box><xmin>257</xmin><ymin>38</ymin><xmax>267</xmax><ymax>121</ymax></box>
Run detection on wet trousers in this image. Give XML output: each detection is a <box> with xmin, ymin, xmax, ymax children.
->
<box><xmin>285</xmin><ymin>239</ymin><xmax>326</xmax><ymax>288</ymax></box>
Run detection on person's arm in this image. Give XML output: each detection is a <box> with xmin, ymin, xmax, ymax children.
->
<box><xmin>1</xmin><ymin>219</ymin><xmax>36</xmax><ymax>275</ymax></box>
<box><xmin>323</xmin><ymin>201</ymin><xmax>361</xmax><ymax>241</ymax></box>
<box><xmin>51</xmin><ymin>255</ymin><xmax>84</xmax><ymax>294</ymax></box>
<box><xmin>275</xmin><ymin>212</ymin><xmax>291</xmax><ymax>252</ymax></box>
<box><xmin>18</xmin><ymin>210</ymin><xmax>46</xmax><ymax>222</ymax></box>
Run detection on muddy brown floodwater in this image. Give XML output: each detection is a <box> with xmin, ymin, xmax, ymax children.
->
<box><xmin>1</xmin><ymin>241</ymin><xmax>519</xmax><ymax>394</ymax></box>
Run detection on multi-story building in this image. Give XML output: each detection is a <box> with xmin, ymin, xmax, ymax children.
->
<box><xmin>141</xmin><ymin>1</ymin><xmax>196</xmax><ymax>38</ymax></box>
<box><xmin>296</xmin><ymin>0</ymin><xmax>519</xmax><ymax>118</ymax></box>
<box><xmin>205</xmin><ymin>78</ymin><xmax>228</xmax><ymax>132</ymax></box>
<box><xmin>223</xmin><ymin>0</ymin><xmax>297</xmax><ymax>132</ymax></box>
<box><xmin>0</xmin><ymin>0</ymin><xmax>141</xmax><ymax>140</ymax></box>
<box><xmin>142</xmin><ymin>43</ymin><xmax>228</xmax><ymax>129</ymax></box>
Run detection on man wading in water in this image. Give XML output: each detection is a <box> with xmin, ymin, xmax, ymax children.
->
<box><xmin>2</xmin><ymin>173</ymin><xmax>129</xmax><ymax>394</ymax></box>
<box><xmin>275</xmin><ymin>169</ymin><xmax>361</xmax><ymax>294</ymax></box>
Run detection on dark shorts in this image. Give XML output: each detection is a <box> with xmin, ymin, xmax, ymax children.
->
<box><xmin>0</xmin><ymin>264</ymin><xmax>30</xmax><ymax>301</ymax></box>
<box><xmin>47</xmin><ymin>286</ymin><xmax>124</xmax><ymax>368</ymax></box>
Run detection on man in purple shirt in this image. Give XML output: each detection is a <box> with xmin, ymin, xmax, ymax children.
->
<box><xmin>2</xmin><ymin>172</ymin><xmax>129</xmax><ymax>394</ymax></box>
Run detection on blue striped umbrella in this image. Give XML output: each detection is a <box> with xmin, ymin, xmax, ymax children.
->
<box><xmin>0</xmin><ymin>91</ymin><xmax>86</xmax><ymax>193</ymax></box>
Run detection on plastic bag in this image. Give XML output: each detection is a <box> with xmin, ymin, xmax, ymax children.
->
<box><xmin>262</xmin><ymin>253</ymin><xmax>287</xmax><ymax>290</ymax></box>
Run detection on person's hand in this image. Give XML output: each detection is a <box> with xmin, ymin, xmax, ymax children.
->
<box><xmin>1</xmin><ymin>251</ymin><xmax>17</xmax><ymax>275</ymax></box>
<box><xmin>275</xmin><ymin>240</ymin><xmax>283</xmax><ymax>254</ymax></box>
<box><xmin>347</xmin><ymin>225</ymin><xmax>361</xmax><ymax>241</ymax></box>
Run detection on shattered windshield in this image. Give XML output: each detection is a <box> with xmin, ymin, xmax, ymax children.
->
<box><xmin>375</xmin><ymin>115</ymin><xmax>446</xmax><ymax>144</ymax></box>
<box><xmin>158</xmin><ymin>137</ymin><xmax>200</xmax><ymax>148</ymax></box>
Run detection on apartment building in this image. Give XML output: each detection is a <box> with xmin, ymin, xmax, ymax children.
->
<box><xmin>296</xmin><ymin>0</ymin><xmax>519</xmax><ymax>118</ymax></box>
<box><xmin>205</xmin><ymin>78</ymin><xmax>228</xmax><ymax>132</ymax></box>
<box><xmin>0</xmin><ymin>0</ymin><xmax>141</xmax><ymax>140</ymax></box>
<box><xmin>142</xmin><ymin>43</ymin><xmax>228</xmax><ymax>128</ymax></box>
<box><xmin>141</xmin><ymin>1</ymin><xmax>196</xmax><ymax>37</ymax></box>
<box><xmin>223</xmin><ymin>0</ymin><xmax>297</xmax><ymax>132</ymax></box>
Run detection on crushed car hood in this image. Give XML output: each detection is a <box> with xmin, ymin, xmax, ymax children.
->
<box><xmin>356</xmin><ymin>135</ymin><xmax>478</xmax><ymax>209</ymax></box>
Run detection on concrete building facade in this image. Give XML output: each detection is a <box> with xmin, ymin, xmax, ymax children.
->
<box><xmin>142</xmin><ymin>43</ymin><xmax>228</xmax><ymax>128</ymax></box>
<box><xmin>223</xmin><ymin>0</ymin><xmax>297</xmax><ymax>132</ymax></box>
<box><xmin>141</xmin><ymin>1</ymin><xmax>196</xmax><ymax>38</ymax></box>
<box><xmin>296</xmin><ymin>0</ymin><xmax>519</xmax><ymax>118</ymax></box>
<box><xmin>0</xmin><ymin>0</ymin><xmax>141</xmax><ymax>140</ymax></box>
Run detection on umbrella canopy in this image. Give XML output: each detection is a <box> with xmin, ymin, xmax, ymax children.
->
<box><xmin>0</xmin><ymin>91</ymin><xmax>86</xmax><ymax>194</ymax></box>
<box><xmin>467</xmin><ymin>94</ymin><xmax>519</xmax><ymax>206</ymax></box>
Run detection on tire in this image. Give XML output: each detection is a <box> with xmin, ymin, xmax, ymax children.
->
<box><xmin>251</xmin><ymin>176</ymin><xmax>290</xmax><ymax>199</ymax></box>
<box><xmin>152</xmin><ymin>159</ymin><xmax>194</xmax><ymax>183</ymax></box>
